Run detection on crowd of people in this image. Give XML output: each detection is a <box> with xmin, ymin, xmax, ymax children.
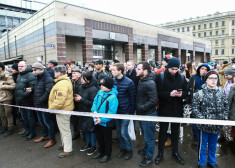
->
<box><xmin>0</xmin><ymin>56</ymin><xmax>235</xmax><ymax>168</ymax></box>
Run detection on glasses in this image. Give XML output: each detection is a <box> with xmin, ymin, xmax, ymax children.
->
<box><xmin>208</xmin><ymin>77</ymin><xmax>218</xmax><ymax>81</ymax></box>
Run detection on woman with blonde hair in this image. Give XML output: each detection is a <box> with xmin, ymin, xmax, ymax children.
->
<box><xmin>183</xmin><ymin>61</ymin><xmax>196</xmax><ymax>82</ymax></box>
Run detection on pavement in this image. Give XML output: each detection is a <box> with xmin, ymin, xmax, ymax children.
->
<box><xmin>0</xmin><ymin>122</ymin><xmax>235</xmax><ymax>168</ymax></box>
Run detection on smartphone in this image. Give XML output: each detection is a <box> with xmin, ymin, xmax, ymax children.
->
<box><xmin>177</xmin><ymin>89</ymin><xmax>183</xmax><ymax>91</ymax></box>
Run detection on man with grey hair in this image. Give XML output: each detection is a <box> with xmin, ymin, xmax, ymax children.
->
<box><xmin>31</xmin><ymin>62</ymin><xmax>56</xmax><ymax>148</ymax></box>
<box><xmin>15</xmin><ymin>61</ymin><xmax>36</xmax><ymax>141</ymax></box>
<box><xmin>48</xmin><ymin>65</ymin><xmax>74</xmax><ymax>158</ymax></box>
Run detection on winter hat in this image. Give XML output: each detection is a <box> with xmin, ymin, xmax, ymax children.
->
<box><xmin>12</xmin><ymin>63</ymin><xmax>18</xmax><ymax>71</ymax></box>
<box><xmin>0</xmin><ymin>62</ymin><xmax>5</xmax><ymax>71</ymax></box>
<box><xmin>32</xmin><ymin>62</ymin><xmax>45</xmax><ymax>69</ymax></box>
<box><xmin>167</xmin><ymin>57</ymin><xmax>180</xmax><ymax>68</ymax></box>
<box><xmin>66</xmin><ymin>61</ymin><xmax>71</xmax><ymax>65</ymax></box>
<box><xmin>48</xmin><ymin>59</ymin><xmax>58</xmax><ymax>66</ymax></box>
<box><xmin>224</xmin><ymin>67</ymin><xmax>235</xmax><ymax>76</ymax></box>
<box><xmin>223</xmin><ymin>60</ymin><xmax>228</xmax><ymax>64</ymax></box>
<box><xmin>204</xmin><ymin>70</ymin><xmax>219</xmax><ymax>81</ymax></box>
<box><xmin>54</xmin><ymin>65</ymin><xmax>66</xmax><ymax>74</ymax></box>
<box><xmin>100</xmin><ymin>76</ymin><xmax>114</xmax><ymax>89</ymax></box>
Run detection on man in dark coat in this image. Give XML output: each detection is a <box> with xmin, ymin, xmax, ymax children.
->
<box><xmin>15</xmin><ymin>61</ymin><xmax>36</xmax><ymax>141</ymax></box>
<box><xmin>126</xmin><ymin>60</ymin><xmax>139</xmax><ymax>90</ymax></box>
<box><xmin>112</xmin><ymin>63</ymin><xmax>136</xmax><ymax>160</ymax></box>
<box><xmin>47</xmin><ymin>59</ymin><xmax>58</xmax><ymax>79</ymax></box>
<box><xmin>136</xmin><ymin>61</ymin><xmax>158</xmax><ymax>167</ymax></box>
<box><xmin>32</xmin><ymin>62</ymin><xmax>56</xmax><ymax>148</ymax></box>
<box><xmin>71</xmin><ymin>68</ymin><xmax>82</xmax><ymax>140</ymax></box>
<box><xmin>155</xmin><ymin>57</ymin><xmax>187</xmax><ymax>165</ymax></box>
<box><xmin>93</xmin><ymin>59</ymin><xmax>108</xmax><ymax>87</ymax></box>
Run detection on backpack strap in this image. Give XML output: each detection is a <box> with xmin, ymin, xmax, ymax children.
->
<box><xmin>97</xmin><ymin>94</ymin><xmax>111</xmax><ymax>112</ymax></box>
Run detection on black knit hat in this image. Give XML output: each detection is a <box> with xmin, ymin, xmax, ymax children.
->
<box><xmin>12</xmin><ymin>63</ymin><xmax>18</xmax><ymax>71</ymax></box>
<box><xmin>204</xmin><ymin>70</ymin><xmax>219</xmax><ymax>81</ymax></box>
<box><xmin>0</xmin><ymin>62</ymin><xmax>5</xmax><ymax>71</ymax></box>
<box><xmin>100</xmin><ymin>76</ymin><xmax>114</xmax><ymax>89</ymax></box>
<box><xmin>167</xmin><ymin>57</ymin><xmax>180</xmax><ymax>68</ymax></box>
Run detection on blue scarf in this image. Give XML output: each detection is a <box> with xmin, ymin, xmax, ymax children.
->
<box><xmin>195</xmin><ymin>75</ymin><xmax>205</xmax><ymax>91</ymax></box>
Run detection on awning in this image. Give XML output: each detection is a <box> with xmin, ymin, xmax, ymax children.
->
<box><xmin>1</xmin><ymin>56</ymin><xmax>23</xmax><ymax>63</ymax></box>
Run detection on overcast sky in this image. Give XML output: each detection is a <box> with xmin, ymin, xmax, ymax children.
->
<box><xmin>2</xmin><ymin>0</ymin><xmax>235</xmax><ymax>25</ymax></box>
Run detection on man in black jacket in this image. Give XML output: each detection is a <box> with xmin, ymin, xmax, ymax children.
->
<box><xmin>126</xmin><ymin>60</ymin><xmax>139</xmax><ymax>89</ymax></box>
<box><xmin>93</xmin><ymin>59</ymin><xmax>108</xmax><ymax>87</ymax></box>
<box><xmin>31</xmin><ymin>62</ymin><xmax>56</xmax><ymax>148</ymax></box>
<box><xmin>155</xmin><ymin>57</ymin><xmax>187</xmax><ymax>165</ymax></box>
<box><xmin>15</xmin><ymin>61</ymin><xmax>36</xmax><ymax>141</ymax></box>
<box><xmin>136</xmin><ymin>61</ymin><xmax>158</xmax><ymax>167</ymax></box>
<box><xmin>47</xmin><ymin>59</ymin><xmax>58</xmax><ymax>79</ymax></box>
<box><xmin>71</xmin><ymin>68</ymin><xmax>82</xmax><ymax>140</ymax></box>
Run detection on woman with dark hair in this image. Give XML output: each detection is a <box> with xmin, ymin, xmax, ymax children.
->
<box><xmin>183</xmin><ymin>61</ymin><xmax>196</xmax><ymax>82</ymax></box>
<box><xmin>75</xmin><ymin>71</ymin><xmax>98</xmax><ymax>156</ymax></box>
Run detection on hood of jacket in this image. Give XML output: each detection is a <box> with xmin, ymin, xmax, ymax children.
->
<box><xmin>141</xmin><ymin>72</ymin><xmax>155</xmax><ymax>82</ymax></box>
<box><xmin>196</xmin><ymin>63</ymin><xmax>210</xmax><ymax>76</ymax></box>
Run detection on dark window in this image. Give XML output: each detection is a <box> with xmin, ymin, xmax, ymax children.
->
<box><xmin>177</xmin><ymin>28</ymin><xmax>180</xmax><ymax>32</ymax></box>
<box><xmin>232</xmin><ymin>39</ymin><xmax>235</xmax><ymax>45</ymax></box>
<box><xmin>210</xmin><ymin>23</ymin><xmax>213</xmax><ymax>28</ymax></box>
<box><xmin>187</xmin><ymin>26</ymin><xmax>190</xmax><ymax>31</ymax></box>
<box><xmin>232</xmin><ymin>29</ymin><xmax>235</xmax><ymax>35</ymax></box>
<box><xmin>182</xmin><ymin>27</ymin><xmax>185</xmax><ymax>32</ymax></box>
<box><xmin>193</xmin><ymin>34</ymin><xmax>196</xmax><ymax>36</ymax></box>
<box><xmin>193</xmin><ymin>25</ymin><xmax>196</xmax><ymax>30</ymax></box>
<box><xmin>216</xmin><ymin>30</ymin><xmax>219</xmax><ymax>36</ymax></box>
<box><xmin>216</xmin><ymin>22</ymin><xmax>219</xmax><ymax>27</ymax></box>
<box><xmin>198</xmin><ymin>33</ymin><xmax>201</xmax><ymax>37</ymax></box>
<box><xmin>204</xmin><ymin>32</ymin><xmax>207</xmax><ymax>37</ymax></box>
<box><xmin>215</xmin><ymin>40</ymin><xmax>218</xmax><ymax>45</ymax></box>
<box><xmin>210</xmin><ymin>31</ymin><xmax>212</xmax><ymax>36</ymax></box>
<box><xmin>215</xmin><ymin>49</ymin><xmax>218</xmax><ymax>55</ymax></box>
<box><xmin>198</xmin><ymin>25</ymin><xmax>201</xmax><ymax>30</ymax></box>
<box><xmin>222</xmin><ymin>21</ymin><xmax>225</xmax><ymax>26</ymax></box>
<box><xmin>221</xmin><ymin>39</ymin><xmax>225</xmax><ymax>45</ymax></box>
<box><xmin>221</xmin><ymin>49</ymin><xmax>225</xmax><ymax>55</ymax></box>
<box><xmin>222</xmin><ymin>30</ymin><xmax>225</xmax><ymax>35</ymax></box>
<box><xmin>232</xmin><ymin>48</ymin><xmax>234</xmax><ymax>54</ymax></box>
<box><xmin>204</xmin><ymin>24</ymin><xmax>207</xmax><ymax>29</ymax></box>
<box><xmin>233</xmin><ymin>20</ymin><xmax>235</xmax><ymax>26</ymax></box>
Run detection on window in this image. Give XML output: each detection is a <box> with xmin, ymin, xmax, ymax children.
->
<box><xmin>193</xmin><ymin>25</ymin><xmax>196</xmax><ymax>30</ymax></box>
<box><xmin>215</xmin><ymin>40</ymin><xmax>218</xmax><ymax>45</ymax></box>
<box><xmin>232</xmin><ymin>29</ymin><xmax>235</xmax><ymax>35</ymax></box>
<box><xmin>221</xmin><ymin>49</ymin><xmax>225</xmax><ymax>55</ymax></box>
<box><xmin>204</xmin><ymin>24</ymin><xmax>207</xmax><ymax>29</ymax></box>
<box><xmin>13</xmin><ymin>18</ymin><xmax>20</xmax><ymax>26</ymax></box>
<box><xmin>222</xmin><ymin>21</ymin><xmax>225</xmax><ymax>26</ymax></box>
<box><xmin>232</xmin><ymin>39</ymin><xmax>235</xmax><ymax>45</ymax></box>
<box><xmin>233</xmin><ymin>20</ymin><xmax>235</xmax><ymax>26</ymax></box>
<box><xmin>222</xmin><ymin>30</ymin><xmax>225</xmax><ymax>35</ymax></box>
<box><xmin>210</xmin><ymin>23</ymin><xmax>213</xmax><ymax>28</ymax></box>
<box><xmin>215</xmin><ymin>49</ymin><xmax>218</xmax><ymax>55</ymax></box>
<box><xmin>198</xmin><ymin>33</ymin><xmax>201</xmax><ymax>37</ymax></box>
<box><xmin>216</xmin><ymin>30</ymin><xmax>219</xmax><ymax>36</ymax></box>
<box><xmin>7</xmin><ymin>17</ymin><xmax>13</xmax><ymax>26</ymax></box>
<box><xmin>193</xmin><ymin>34</ymin><xmax>196</xmax><ymax>37</ymax></box>
<box><xmin>221</xmin><ymin>39</ymin><xmax>225</xmax><ymax>45</ymax></box>
<box><xmin>210</xmin><ymin>31</ymin><xmax>212</xmax><ymax>36</ymax></box>
<box><xmin>216</xmin><ymin>22</ymin><xmax>219</xmax><ymax>27</ymax></box>
<box><xmin>187</xmin><ymin>26</ymin><xmax>190</xmax><ymax>31</ymax></box>
<box><xmin>232</xmin><ymin>48</ymin><xmax>234</xmax><ymax>54</ymax></box>
<box><xmin>204</xmin><ymin>32</ymin><xmax>207</xmax><ymax>37</ymax></box>
<box><xmin>198</xmin><ymin>25</ymin><xmax>201</xmax><ymax>30</ymax></box>
<box><xmin>177</xmin><ymin>28</ymin><xmax>180</xmax><ymax>32</ymax></box>
<box><xmin>182</xmin><ymin>27</ymin><xmax>185</xmax><ymax>32</ymax></box>
<box><xmin>0</xmin><ymin>16</ymin><xmax>5</xmax><ymax>25</ymax></box>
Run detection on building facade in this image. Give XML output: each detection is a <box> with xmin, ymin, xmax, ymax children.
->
<box><xmin>159</xmin><ymin>11</ymin><xmax>235</xmax><ymax>63</ymax></box>
<box><xmin>0</xmin><ymin>1</ymin><xmax>211</xmax><ymax>65</ymax></box>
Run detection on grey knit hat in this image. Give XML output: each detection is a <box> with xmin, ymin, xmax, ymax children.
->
<box><xmin>54</xmin><ymin>65</ymin><xmax>66</xmax><ymax>74</ymax></box>
<box><xmin>224</xmin><ymin>67</ymin><xmax>235</xmax><ymax>76</ymax></box>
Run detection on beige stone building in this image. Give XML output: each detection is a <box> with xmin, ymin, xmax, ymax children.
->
<box><xmin>0</xmin><ymin>1</ymin><xmax>211</xmax><ymax>65</ymax></box>
<box><xmin>159</xmin><ymin>11</ymin><xmax>235</xmax><ymax>63</ymax></box>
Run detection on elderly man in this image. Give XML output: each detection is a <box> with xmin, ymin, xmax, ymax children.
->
<box><xmin>47</xmin><ymin>59</ymin><xmax>58</xmax><ymax>78</ymax></box>
<box><xmin>48</xmin><ymin>65</ymin><xmax>74</xmax><ymax>158</ymax></box>
<box><xmin>0</xmin><ymin>62</ymin><xmax>16</xmax><ymax>137</ymax></box>
<box><xmin>15</xmin><ymin>61</ymin><xmax>36</xmax><ymax>141</ymax></box>
<box><xmin>31</xmin><ymin>62</ymin><xmax>56</xmax><ymax>148</ymax></box>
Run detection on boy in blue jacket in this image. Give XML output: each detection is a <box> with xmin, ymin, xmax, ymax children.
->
<box><xmin>91</xmin><ymin>76</ymin><xmax>118</xmax><ymax>163</ymax></box>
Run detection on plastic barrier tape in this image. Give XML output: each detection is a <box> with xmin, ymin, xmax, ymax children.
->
<box><xmin>1</xmin><ymin>103</ymin><xmax>235</xmax><ymax>126</ymax></box>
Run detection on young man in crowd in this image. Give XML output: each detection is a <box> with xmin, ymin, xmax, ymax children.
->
<box><xmin>155</xmin><ymin>57</ymin><xmax>187</xmax><ymax>165</ymax></box>
<box><xmin>47</xmin><ymin>59</ymin><xmax>58</xmax><ymax>79</ymax></box>
<box><xmin>112</xmin><ymin>63</ymin><xmax>136</xmax><ymax>160</ymax></box>
<box><xmin>48</xmin><ymin>65</ymin><xmax>74</xmax><ymax>158</ymax></box>
<box><xmin>31</xmin><ymin>62</ymin><xmax>56</xmax><ymax>148</ymax></box>
<box><xmin>136</xmin><ymin>62</ymin><xmax>158</xmax><ymax>167</ymax></box>
<box><xmin>126</xmin><ymin>60</ymin><xmax>139</xmax><ymax>89</ymax></box>
<box><xmin>93</xmin><ymin>59</ymin><xmax>108</xmax><ymax>87</ymax></box>
<box><xmin>0</xmin><ymin>62</ymin><xmax>16</xmax><ymax>137</ymax></box>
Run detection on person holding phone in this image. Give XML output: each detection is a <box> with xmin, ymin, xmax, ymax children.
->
<box><xmin>155</xmin><ymin>57</ymin><xmax>188</xmax><ymax>165</ymax></box>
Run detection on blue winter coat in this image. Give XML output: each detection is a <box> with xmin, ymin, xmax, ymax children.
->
<box><xmin>113</xmin><ymin>75</ymin><xmax>136</xmax><ymax>115</ymax></box>
<box><xmin>91</xmin><ymin>86</ymin><xmax>118</xmax><ymax>127</ymax></box>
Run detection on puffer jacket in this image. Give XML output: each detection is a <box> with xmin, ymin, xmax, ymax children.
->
<box><xmin>48</xmin><ymin>74</ymin><xmax>74</xmax><ymax>111</ymax></box>
<box><xmin>192</xmin><ymin>84</ymin><xmax>229</xmax><ymax>134</ymax></box>
<box><xmin>228</xmin><ymin>84</ymin><xmax>235</xmax><ymax>121</ymax></box>
<box><xmin>219</xmin><ymin>63</ymin><xmax>232</xmax><ymax>87</ymax></box>
<box><xmin>0</xmin><ymin>71</ymin><xmax>16</xmax><ymax>102</ymax></box>
<box><xmin>136</xmin><ymin>72</ymin><xmax>158</xmax><ymax>115</ymax></box>
<box><xmin>34</xmin><ymin>70</ymin><xmax>54</xmax><ymax>108</ymax></box>
<box><xmin>15</xmin><ymin>66</ymin><xmax>36</xmax><ymax>106</ymax></box>
<box><xmin>91</xmin><ymin>86</ymin><xmax>118</xmax><ymax>127</ymax></box>
<box><xmin>113</xmin><ymin>75</ymin><xmax>136</xmax><ymax>115</ymax></box>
